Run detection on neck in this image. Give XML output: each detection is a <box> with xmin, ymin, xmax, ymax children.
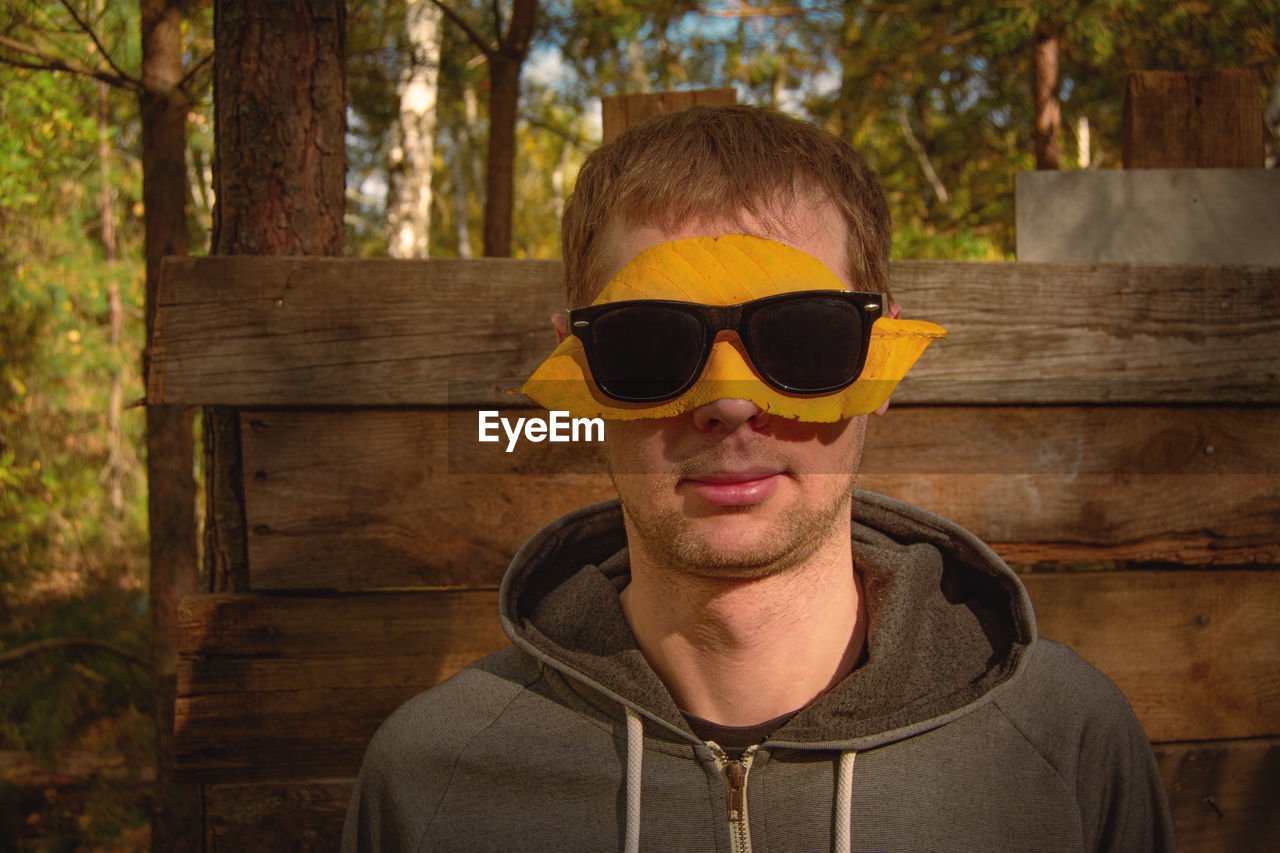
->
<box><xmin>620</xmin><ymin>528</ymin><xmax>866</xmax><ymax>728</ymax></box>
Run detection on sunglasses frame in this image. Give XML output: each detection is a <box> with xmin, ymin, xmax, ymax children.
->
<box><xmin>568</xmin><ymin>289</ymin><xmax>886</xmax><ymax>403</ymax></box>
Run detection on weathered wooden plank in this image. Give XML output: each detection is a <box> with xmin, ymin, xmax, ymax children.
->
<box><xmin>174</xmin><ymin>571</ymin><xmax>1280</xmax><ymax>779</ymax></box>
<box><xmin>175</xmin><ymin>591</ymin><xmax>507</xmax><ymax>781</ymax></box>
<box><xmin>240</xmin><ymin>408</ymin><xmax>616</xmax><ymax>590</ymax></box>
<box><xmin>200</xmin><ymin>738</ymin><xmax>1280</xmax><ymax>852</ymax></box>
<box><xmin>147</xmin><ymin>257</ymin><xmax>1280</xmax><ymax>406</ymax></box>
<box><xmin>1123</xmin><ymin>69</ymin><xmax>1265</xmax><ymax>169</ymax></box>
<box><xmin>207</xmin><ymin>779</ymin><xmax>352</xmax><ymax>852</ymax></box>
<box><xmin>241</xmin><ymin>407</ymin><xmax>1280</xmax><ymax>590</ymax></box>
<box><xmin>1154</xmin><ymin>737</ymin><xmax>1280</xmax><ymax>852</ymax></box>
<box><xmin>1025</xmin><ymin>571</ymin><xmax>1280</xmax><ymax>746</ymax></box>
<box><xmin>892</xmin><ymin>261</ymin><xmax>1280</xmax><ymax>405</ymax></box>
<box><xmin>601</xmin><ymin>87</ymin><xmax>737</xmax><ymax>143</ymax></box>
<box><xmin>147</xmin><ymin>254</ymin><xmax>563</xmax><ymax>407</ymax></box>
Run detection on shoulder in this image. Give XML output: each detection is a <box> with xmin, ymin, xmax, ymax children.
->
<box><xmin>342</xmin><ymin>645</ymin><xmax>542</xmax><ymax>853</ymax></box>
<box><xmin>365</xmin><ymin>644</ymin><xmax>540</xmax><ymax>771</ymax></box>
<box><xmin>1003</xmin><ymin>639</ymin><xmax>1132</xmax><ymax>719</ymax></box>
<box><xmin>995</xmin><ymin>639</ymin><xmax>1147</xmax><ymax>765</ymax></box>
<box><xmin>993</xmin><ymin>638</ymin><xmax>1174</xmax><ymax>851</ymax></box>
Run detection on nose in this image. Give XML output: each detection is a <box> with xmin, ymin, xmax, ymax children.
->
<box><xmin>691</xmin><ymin>397</ymin><xmax>766</xmax><ymax>432</ymax></box>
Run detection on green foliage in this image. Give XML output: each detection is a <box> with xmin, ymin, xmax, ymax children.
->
<box><xmin>347</xmin><ymin>0</ymin><xmax>406</xmax><ymax>256</ymax></box>
<box><xmin>0</xmin><ymin>3</ymin><xmax>152</xmax><ymax>584</ymax></box>
<box><xmin>388</xmin><ymin>0</ymin><xmax>1276</xmax><ymax>261</ymax></box>
<box><xmin>0</xmin><ymin>71</ymin><xmax>98</xmax><ymax>213</ymax></box>
<box><xmin>0</xmin><ymin>4</ymin><xmax>159</xmax><ymax>847</ymax></box>
<box><xmin>0</xmin><ymin>587</ymin><xmax>152</xmax><ymax>757</ymax></box>
<box><xmin>428</xmin><ymin>12</ymin><xmax>501</xmax><ymax>258</ymax></box>
<box><xmin>346</xmin><ymin>0</ymin><xmax>1278</xmax><ymax>263</ymax></box>
<box><xmin>0</xmin><ymin>150</ymin><xmax>149</xmax><ymax>604</ymax></box>
<box><xmin>892</xmin><ymin>222</ymin><xmax>1011</xmax><ymax>262</ymax></box>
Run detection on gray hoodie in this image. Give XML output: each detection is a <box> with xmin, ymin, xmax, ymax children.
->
<box><xmin>344</xmin><ymin>491</ymin><xmax>1174</xmax><ymax>852</ymax></box>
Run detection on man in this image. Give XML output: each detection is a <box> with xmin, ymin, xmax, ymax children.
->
<box><xmin>344</xmin><ymin>106</ymin><xmax>1174</xmax><ymax>852</ymax></box>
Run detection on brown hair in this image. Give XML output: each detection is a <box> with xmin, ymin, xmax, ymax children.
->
<box><xmin>561</xmin><ymin>105</ymin><xmax>892</xmax><ymax>308</ymax></box>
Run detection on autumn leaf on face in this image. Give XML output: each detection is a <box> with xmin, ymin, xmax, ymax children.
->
<box><xmin>520</xmin><ymin>235</ymin><xmax>945</xmax><ymax>422</ymax></box>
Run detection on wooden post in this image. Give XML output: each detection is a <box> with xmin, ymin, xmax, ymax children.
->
<box><xmin>139</xmin><ymin>0</ymin><xmax>202</xmax><ymax>849</ymax></box>
<box><xmin>1122</xmin><ymin>69</ymin><xmax>1265</xmax><ymax>168</ymax></box>
<box><xmin>601</xmin><ymin>87</ymin><xmax>737</xmax><ymax>144</ymax></box>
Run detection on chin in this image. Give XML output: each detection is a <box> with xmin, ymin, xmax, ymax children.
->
<box><xmin>661</xmin><ymin>516</ymin><xmax>828</xmax><ymax>581</ymax></box>
<box><xmin>620</xmin><ymin>478</ymin><xmax>854</xmax><ymax>581</ymax></box>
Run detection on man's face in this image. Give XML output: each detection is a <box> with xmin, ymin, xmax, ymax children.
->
<box><xmin>599</xmin><ymin>199</ymin><xmax>868</xmax><ymax>581</ymax></box>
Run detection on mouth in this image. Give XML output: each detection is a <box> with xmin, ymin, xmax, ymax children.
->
<box><xmin>685</xmin><ymin>466</ymin><xmax>784</xmax><ymax>484</ymax></box>
<box><xmin>679</xmin><ymin>467</ymin><xmax>786</xmax><ymax>507</ymax></box>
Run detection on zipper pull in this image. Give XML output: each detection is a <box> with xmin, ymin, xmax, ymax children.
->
<box><xmin>726</xmin><ymin>760</ymin><xmax>746</xmax><ymax>823</ymax></box>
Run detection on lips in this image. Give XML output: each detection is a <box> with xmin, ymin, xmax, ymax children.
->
<box><xmin>680</xmin><ymin>468</ymin><xmax>785</xmax><ymax>507</ymax></box>
<box><xmin>686</xmin><ymin>466</ymin><xmax>781</xmax><ymax>483</ymax></box>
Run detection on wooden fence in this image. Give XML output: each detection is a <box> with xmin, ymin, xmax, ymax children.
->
<box><xmin>147</xmin><ymin>255</ymin><xmax>1280</xmax><ymax>850</ymax></box>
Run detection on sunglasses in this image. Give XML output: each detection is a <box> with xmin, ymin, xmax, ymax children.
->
<box><xmin>568</xmin><ymin>290</ymin><xmax>886</xmax><ymax>403</ymax></box>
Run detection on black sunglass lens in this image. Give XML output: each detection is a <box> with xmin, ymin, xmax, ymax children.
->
<box><xmin>588</xmin><ymin>305</ymin><xmax>705</xmax><ymax>400</ymax></box>
<box><xmin>747</xmin><ymin>297</ymin><xmax>864</xmax><ymax>392</ymax></box>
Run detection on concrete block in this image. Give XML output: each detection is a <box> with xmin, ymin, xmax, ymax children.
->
<box><xmin>1016</xmin><ymin>169</ymin><xmax>1280</xmax><ymax>264</ymax></box>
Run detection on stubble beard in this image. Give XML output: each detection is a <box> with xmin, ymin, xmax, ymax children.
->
<box><xmin>613</xmin><ymin>471</ymin><xmax>859</xmax><ymax>582</ymax></box>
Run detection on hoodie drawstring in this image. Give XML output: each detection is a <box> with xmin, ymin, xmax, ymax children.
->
<box><xmin>834</xmin><ymin>750</ymin><xmax>857</xmax><ymax>853</ymax></box>
<box><xmin>624</xmin><ymin>706</ymin><xmax>644</xmax><ymax>853</ymax></box>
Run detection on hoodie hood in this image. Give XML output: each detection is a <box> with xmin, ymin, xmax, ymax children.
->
<box><xmin>498</xmin><ymin>490</ymin><xmax>1037</xmax><ymax>750</ymax></box>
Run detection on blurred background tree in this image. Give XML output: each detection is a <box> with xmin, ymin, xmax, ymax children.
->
<box><xmin>0</xmin><ymin>0</ymin><xmax>153</xmax><ymax>844</ymax></box>
<box><xmin>344</xmin><ymin>0</ymin><xmax>1275</xmax><ymax>263</ymax></box>
<box><xmin>0</xmin><ymin>0</ymin><xmax>212</xmax><ymax>847</ymax></box>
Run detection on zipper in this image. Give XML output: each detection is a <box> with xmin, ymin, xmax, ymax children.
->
<box><xmin>709</xmin><ymin>743</ymin><xmax>757</xmax><ymax>853</ymax></box>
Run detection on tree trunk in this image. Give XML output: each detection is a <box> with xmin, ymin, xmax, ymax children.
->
<box><xmin>139</xmin><ymin>0</ymin><xmax>200</xmax><ymax>848</ymax></box>
<box><xmin>452</xmin><ymin>135</ymin><xmax>474</xmax><ymax>257</ymax></box>
<box><xmin>455</xmin><ymin>83</ymin><xmax>481</xmax><ymax>258</ymax></box>
<box><xmin>97</xmin><ymin>83</ymin><xmax>116</xmax><ymax>263</ymax></box>
<box><xmin>386</xmin><ymin>0</ymin><xmax>442</xmax><ymax>258</ymax></box>
<box><xmin>835</xmin><ymin>0</ymin><xmax>888</xmax><ymax>147</ymax></box>
<box><xmin>626</xmin><ymin>38</ymin><xmax>649</xmax><ymax>93</ymax></box>
<box><xmin>481</xmin><ymin>0</ymin><xmax>535</xmax><ymax>257</ymax></box>
<box><xmin>484</xmin><ymin>58</ymin><xmax>517</xmax><ymax>257</ymax></box>
<box><xmin>896</xmin><ymin>101</ymin><xmax>949</xmax><ymax>207</ymax></box>
<box><xmin>1032</xmin><ymin>24</ymin><xmax>1061</xmax><ymax>170</ymax></box>
<box><xmin>208</xmin><ymin>0</ymin><xmax>347</xmax><ymax>592</ymax></box>
<box><xmin>107</xmin><ymin>275</ymin><xmax>123</xmax><ymax>520</ymax></box>
<box><xmin>1267</xmin><ymin>69</ymin><xmax>1280</xmax><ymax>167</ymax></box>
<box><xmin>97</xmin><ymin>57</ymin><xmax>125</xmax><ymax>528</ymax></box>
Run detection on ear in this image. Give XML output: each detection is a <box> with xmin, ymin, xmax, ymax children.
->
<box><xmin>552</xmin><ymin>313</ymin><xmax>569</xmax><ymax>344</ymax></box>
<box><xmin>872</xmin><ymin>302</ymin><xmax>903</xmax><ymax>417</ymax></box>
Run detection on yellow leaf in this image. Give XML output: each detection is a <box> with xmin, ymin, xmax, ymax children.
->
<box><xmin>520</xmin><ymin>235</ymin><xmax>945</xmax><ymax>422</ymax></box>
